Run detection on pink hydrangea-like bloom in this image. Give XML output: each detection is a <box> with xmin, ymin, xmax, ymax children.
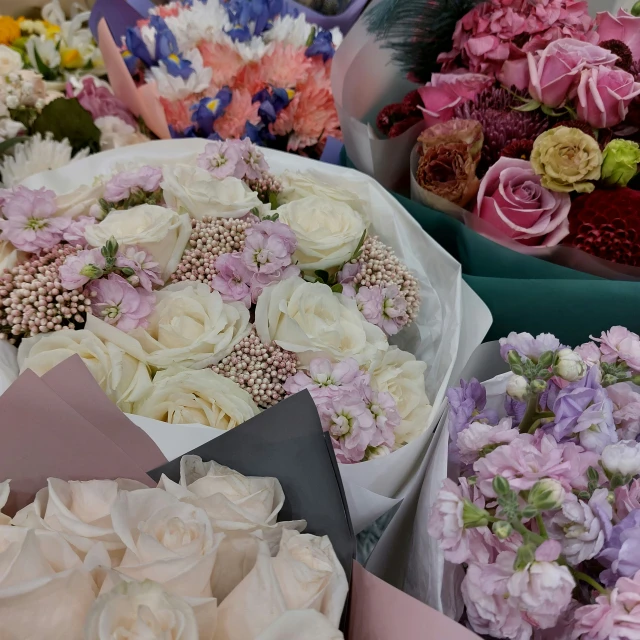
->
<box><xmin>456</xmin><ymin>417</ymin><xmax>519</xmax><ymax>465</ymax></box>
<box><xmin>615</xmin><ymin>479</ymin><xmax>640</xmax><ymax>521</ymax></box>
<box><xmin>213</xmin><ymin>88</ymin><xmax>261</xmax><ymax>140</ymax></box>
<box><xmin>115</xmin><ymin>245</ymin><xmax>163</xmax><ymax>291</ymax></box>
<box><xmin>0</xmin><ymin>186</ymin><xmax>68</xmax><ymax>252</ymax></box>
<box><xmin>507</xmin><ymin>558</ymin><xmax>575</xmax><ymax>630</ymax></box>
<box><xmin>594</xmin><ymin>326</ymin><xmax>640</xmax><ymax>371</ymax></box>
<box><xmin>212</xmin><ymin>252</ymin><xmax>253</xmax><ymax>308</ymax></box>
<box><xmin>242</xmin><ymin>220</ymin><xmax>297</xmax><ymax>274</ymax></box>
<box><xmin>196</xmin><ymin>140</ymin><xmax>244</xmax><ymax>179</ymax></box>
<box><xmin>60</xmin><ymin>216</ymin><xmax>95</xmax><ymax>247</ymax></box>
<box><xmin>607</xmin><ymin>383</ymin><xmax>640</xmax><ymax>440</ymax></box>
<box><xmin>103</xmin><ymin>166</ymin><xmax>163</xmax><ymax>202</ymax></box>
<box><xmin>474</xmin><ymin>432</ymin><xmax>599</xmax><ymax>497</ymax></box>
<box><xmin>59</xmin><ymin>248</ymin><xmax>106</xmax><ymax>291</ymax></box>
<box><xmin>87</xmin><ymin>273</ymin><xmax>155</xmax><ymax>331</ymax></box>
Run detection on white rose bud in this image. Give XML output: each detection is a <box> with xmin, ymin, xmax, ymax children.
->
<box><xmin>602</xmin><ymin>440</ymin><xmax>640</xmax><ymax>477</ymax></box>
<box><xmin>506</xmin><ymin>374</ymin><xmax>529</xmax><ymax>401</ymax></box>
<box><xmin>554</xmin><ymin>348</ymin><xmax>587</xmax><ymax>382</ymax></box>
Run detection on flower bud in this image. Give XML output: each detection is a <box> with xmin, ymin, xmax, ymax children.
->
<box><xmin>602</xmin><ymin>440</ymin><xmax>640</xmax><ymax>477</ymax></box>
<box><xmin>365</xmin><ymin>445</ymin><xmax>390</xmax><ymax>460</ymax></box>
<box><xmin>633</xmin><ymin>0</ymin><xmax>640</xmax><ymax>16</ymax></box>
<box><xmin>529</xmin><ymin>378</ymin><xmax>547</xmax><ymax>394</ymax></box>
<box><xmin>528</xmin><ymin>478</ymin><xmax>565</xmax><ymax>511</ymax></box>
<box><xmin>79</xmin><ymin>264</ymin><xmax>104</xmax><ymax>280</ymax></box>
<box><xmin>553</xmin><ymin>348</ymin><xmax>587</xmax><ymax>382</ymax></box>
<box><xmin>492</xmin><ymin>520</ymin><xmax>513</xmax><ymax>540</ymax></box>
<box><xmin>462</xmin><ymin>500</ymin><xmax>490</xmax><ymax>528</ymax></box>
<box><xmin>506</xmin><ymin>375</ymin><xmax>529</xmax><ymax>401</ymax></box>
<box><xmin>514</xmin><ymin>544</ymin><xmax>536</xmax><ymax>571</ymax></box>
<box><xmin>601</xmin><ymin>139</ymin><xmax>640</xmax><ymax>187</ymax></box>
<box><xmin>493</xmin><ymin>475</ymin><xmax>511</xmax><ymax>497</ymax></box>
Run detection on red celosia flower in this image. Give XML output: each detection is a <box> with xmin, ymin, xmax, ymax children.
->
<box><xmin>563</xmin><ymin>188</ymin><xmax>640</xmax><ymax>266</ymax></box>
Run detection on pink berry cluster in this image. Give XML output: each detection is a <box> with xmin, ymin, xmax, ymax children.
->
<box><xmin>211</xmin><ymin>328</ymin><xmax>299</xmax><ymax>408</ymax></box>
<box><xmin>0</xmin><ymin>244</ymin><xmax>90</xmax><ymax>344</ymax></box>
<box><xmin>243</xmin><ymin>172</ymin><xmax>282</xmax><ymax>205</ymax></box>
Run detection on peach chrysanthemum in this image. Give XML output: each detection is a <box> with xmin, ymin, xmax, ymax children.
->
<box><xmin>270</xmin><ymin>98</ymin><xmax>297</xmax><ymax>137</ymax></box>
<box><xmin>155</xmin><ymin>4</ymin><xmax>182</xmax><ymax>18</ymax></box>
<box><xmin>199</xmin><ymin>42</ymin><xmax>245</xmax><ymax>90</ymax></box>
<box><xmin>213</xmin><ymin>88</ymin><xmax>261</xmax><ymax>139</ymax></box>
<box><xmin>161</xmin><ymin>96</ymin><xmax>194</xmax><ymax>134</ymax></box>
<box><xmin>259</xmin><ymin>44</ymin><xmax>312</xmax><ymax>89</ymax></box>
<box><xmin>233</xmin><ymin>62</ymin><xmax>266</xmax><ymax>97</ymax></box>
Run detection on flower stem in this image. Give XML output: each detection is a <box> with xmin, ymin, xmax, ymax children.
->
<box><xmin>535</xmin><ymin>514</ymin><xmax>547</xmax><ymax>538</ymax></box>
<box><xmin>510</xmin><ymin>519</ymin><xmax>545</xmax><ymax>545</ymax></box>
<box><xmin>572</xmin><ymin>570</ymin><xmax>607</xmax><ymax>596</ymax></box>
<box><xmin>519</xmin><ymin>395</ymin><xmax>540</xmax><ymax>434</ymax></box>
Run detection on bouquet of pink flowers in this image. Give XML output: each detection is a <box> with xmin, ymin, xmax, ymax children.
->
<box><xmin>374</xmin><ymin>0</ymin><xmax>640</xmax><ymax>271</ymax></box>
<box><xmin>107</xmin><ymin>0</ymin><xmax>342</xmax><ymax>156</ymax></box>
<box><xmin>430</xmin><ymin>326</ymin><xmax>640</xmax><ymax>640</ymax></box>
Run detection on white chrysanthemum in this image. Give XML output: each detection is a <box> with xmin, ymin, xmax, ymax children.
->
<box><xmin>95</xmin><ymin>116</ymin><xmax>148</xmax><ymax>151</ymax></box>
<box><xmin>264</xmin><ymin>14</ymin><xmax>314</xmax><ymax>48</ymax></box>
<box><xmin>164</xmin><ymin>0</ymin><xmax>230</xmax><ymax>50</ymax></box>
<box><xmin>231</xmin><ymin>36</ymin><xmax>275</xmax><ymax>63</ymax></box>
<box><xmin>0</xmin><ymin>134</ymin><xmax>89</xmax><ymax>187</ymax></box>
<box><xmin>147</xmin><ymin>48</ymin><xmax>212</xmax><ymax>101</ymax></box>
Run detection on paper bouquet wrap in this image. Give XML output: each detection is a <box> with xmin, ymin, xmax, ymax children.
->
<box><xmin>3</xmin><ymin>138</ymin><xmax>491</xmax><ymax>536</ymax></box>
<box><xmin>283</xmin><ymin>0</ymin><xmax>368</xmax><ymax>33</ymax></box>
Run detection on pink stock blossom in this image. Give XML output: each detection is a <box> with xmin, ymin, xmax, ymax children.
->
<box><xmin>249</xmin><ymin>266</ymin><xmax>300</xmax><ymax>303</ymax></box>
<box><xmin>212</xmin><ymin>252</ymin><xmax>253</xmax><ymax>308</ymax></box>
<box><xmin>115</xmin><ymin>246</ymin><xmax>163</xmax><ymax>291</ymax></box>
<box><xmin>456</xmin><ymin>417</ymin><xmax>519</xmax><ymax>465</ymax></box>
<box><xmin>236</xmin><ymin>138</ymin><xmax>269</xmax><ymax>180</ymax></box>
<box><xmin>243</xmin><ymin>220</ymin><xmax>296</xmax><ymax>275</ymax></box>
<box><xmin>574</xmin><ymin>341</ymin><xmax>602</xmax><ymax>367</ymax></box>
<box><xmin>197</xmin><ymin>140</ymin><xmax>245</xmax><ymax>179</ymax></box>
<box><xmin>364</xmin><ymin>387</ymin><xmax>400</xmax><ymax>449</ymax></box>
<box><xmin>594</xmin><ymin>326</ymin><xmax>640</xmax><ymax>371</ymax></box>
<box><xmin>607</xmin><ymin>383</ymin><xmax>640</xmax><ymax>440</ymax></box>
<box><xmin>59</xmin><ymin>248</ymin><xmax>106</xmax><ymax>291</ymax></box>
<box><xmin>103</xmin><ymin>166</ymin><xmax>163</xmax><ymax>202</ymax></box>
<box><xmin>87</xmin><ymin>273</ymin><xmax>155</xmax><ymax>331</ymax></box>
<box><xmin>615</xmin><ymin>479</ymin><xmax>640</xmax><ymax>521</ymax></box>
<box><xmin>60</xmin><ymin>216</ymin><xmax>95</xmax><ymax>246</ymax></box>
<box><xmin>284</xmin><ymin>358</ymin><xmax>368</xmax><ymax>400</ymax></box>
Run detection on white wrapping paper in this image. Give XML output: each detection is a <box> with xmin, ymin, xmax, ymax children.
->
<box><xmin>16</xmin><ymin>138</ymin><xmax>491</xmax><ymax>533</ymax></box>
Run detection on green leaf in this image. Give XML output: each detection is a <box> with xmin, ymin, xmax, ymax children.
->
<box><xmin>513</xmin><ymin>100</ymin><xmax>541</xmax><ymax>112</ymax></box>
<box><xmin>305</xmin><ymin>27</ymin><xmax>316</xmax><ymax>47</ymax></box>
<box><xmin>268</xmin><ymin>191</ymin><xmax>279</xmax><ymax>210</ymax></box>
<box><xmin>587</xmin><ymin>466</ymin><xmax>600</xmax><ymax>483</ymax></box>
<box><xmin>349</xmin><ymin>229</ymin><xmax>367</xmax><ymax>261</ymax></box>
<box><xmin>31</xmin><ymin>98</ymin><xmax>101</xmax><ymax>155</ymax></box>
<box><xmin>9</xmin><ymin>107</ymin><xmax>39</xmax><ymax>132</ymax></box>
<box><xmin>331</xmin><ymin>283</ymin><xmax>343</xmax><ymax>294</ymax></box>
<box><xmin>0</xmin><ymin>136</ymin><xmax>26</xmax><ymax>156</ymax></box>
<box><xmin>314</xmin><ymin>270</ymin><xmax>330</xmax><ymax>283</ymax></box>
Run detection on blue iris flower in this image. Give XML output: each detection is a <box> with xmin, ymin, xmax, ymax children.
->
<box><xmin>305</xmin><ymin>30</ymin><xmax>335</xmax><ymax>62</ymax></box>
<box><xmin>256</xmin><ymin>87</ymin><xmax>292</xmax><ymax>124</ymax></box>
<box><xmin>121</xmin><ymin>49</ymin><xmax>141</xmax><ymax>76</ymax></box>
<box><xmin>252</xmin><ymin>88</ymin><xmax>271</xmax><ymax>104</ymax></box>
<box><xmin>125</xmin><ymin>27</ymin><xmax>154</xmax><ymax>68</ymax></box>
<box><xmin>150</xmin><ymin>16</ymin><xmax>180</xmax><ymax>60</ymax></box>
<box><xmin>226</xmin><ymin>24</ymin><xmax>252</xmax><ymax>42</ymax></box>
<box><xmin>223</xmin><ymin>0</ymin><xmax>283</xmax><ymax>39</ymax></box>
<box><xmin>191</xmin><ymin>87</ymin><xmax>233</xmax><ymax>135</ymax></box>
<box><xmin>244</xmin><ymin>122</ymin><xmax>274</xmax><ymax>145</ymax></box>
<box><xmin>163</xmin><ymin>53</ymin><xmax>194</xmax><ymax>79</ymax></box>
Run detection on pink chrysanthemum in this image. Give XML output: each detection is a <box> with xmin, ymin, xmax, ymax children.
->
<box><xmin>233</xmin><ymin>62</ymin><xmax>267</xmax><ymax>97</ymax></box>
<box><xmin>270</xmin><ymin>99</ymin><xmax>297</xmax><ymax>137</ymax></box>
<box><xmin>214</xmin><ymin>89</ymin><xmax>261</xmax><ymax>140</ymax></box>
<box><xmin>161</xmin><ymin>96</ymin><xmax>194</xmax><ymax>134</ymax></box>
<box><xmin>154</xmin><ymin>3</ymin><xmax>181</xmax><ymax>18</ymax></box>
<box><xmin>199</xmin><ymin>42</ymin><xmax>245</xmax><ymax>91</ymax></box>
<box><xmin>259</xmin><ymin>44</ymin><xmax>312</xmax><ymax>89</ymax></box>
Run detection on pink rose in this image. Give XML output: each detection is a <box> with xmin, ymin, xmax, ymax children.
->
<box><xmin>474</xmin><ymin>157</ymin><xmax>571</xmax><ymax>246</ymax></box>
<box><xmin>528</xmin><ymin>39</ymin><xmax>619</xmax><ymax>108</ymax></box>
<box><xmin>418</xmin><ymin>73</ymin><xmax>492</xmax><ymax>127</ymax></box>
<box><xmin>596</xmin><ymin>9</ymin><xmax>640</xmax><ymax>60</ymax></box>
<box><xmin>497</xmin><ymin>57</ymin><xmax>530</xmax><ymax>91</ymax></box>
<box><xmin>576</xmin><ymin>66</ymin><xmax>640</xmax><ymax>128</ymax></box>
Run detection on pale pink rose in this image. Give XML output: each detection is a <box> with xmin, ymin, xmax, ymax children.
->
<box><xmin>607</xmin><ymin>383</ymin><xmax>640</xmax><ymax>440</ymax></box>
<box><xmin>595</xmin><ymin>326</ymin><xmax>640</xmax><ymax>371</ymax></box>
<box><xmin>527</xmin><ymin>39</ymin><xmax>618</xmax><ymax>108</ymax></box>
<box><xmin>456</xmin><ymin>417</ymin><xmax>519</xmax><ymax>464</ymax></box>
<box><xmin>462</xmin><ymin>553</ymin><xmax>532</xmax><ymax>640</ymax></box>
<box><xmin>596</xmin><ymin>9</ymin><xmax>640</xmax><ymax>60</ymax></box>
<box><xmin>418</xmin><ymin>72</ymin><xmax>493</xmax><ymax>127</ymax></box>
<box><xmin>576</xmin><ymin>66</ymin><xmax>640</xmax><ymax>129</ymax></box>
<box><xmin>474</xmin><ymin>157</ymin><xmax>571</xmax><ymax>246</ymax></box>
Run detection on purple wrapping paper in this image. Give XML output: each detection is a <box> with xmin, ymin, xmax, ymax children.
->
<box><xmin>90</xmin><ymin>0</ymin><xmax>155</xmax><ymax>42</ymax></box>
<box><xmin>283</xmin><ymin>0</ymin><xmax>369</xmax><ymax>33</ymax></box>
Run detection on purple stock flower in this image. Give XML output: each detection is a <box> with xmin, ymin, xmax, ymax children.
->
<box><xmin>249</xmin><ymin>265</ymin><xmax>299</xmax><ymax>303</ymax></box>
<box><xmin>243</xmin><ymin>220</ymin><xmax>296</xmax><ymax>274</ymax></box>
<box><xmin>61</xmin><ymin>216</ymin><xmax>95</xmax><ymax>247</ymax></box>
<box><xmin>212</xmin><ymin>252</ymin><xmax>252</xmax><ymax>308</ymax></box>
<box><xmin>59</xmin><ymin>248</ymin><xmax>106</xmax><ymax>291</ymax></box>
<box><xmin>104</xmin><ymin>166</ymin><xmax>163</xmax><ymax>202</ymax></box>
<box><xmin>69</xmin><ymin>77</ymin><xmax>137</xmax><ymax>128</ymax></box>
<box><xmin>116</xmin><ymin>246</ymin><xmax>163</xmax><ymax>291</ymax></box>
<box><xmin>364</xmin><ymin>387</ymin><xmax>400</xmax><ymax>449</ymax></box>
<box><xmin>0</xmin><ymin>186</ymin><xmax>68</xmax><ymax>252</ymax></box>
<box><xmin>381</xmin><ymin>285</ymin><xmax>408</xmax><ymax>336</ymax></box>
<box><xmin>499</xmin><ymin>331</ymin><xmax>561</xmax><ymax>362</ymax></box>
<box><xmin>551</xmin><ymin>366</ymin><xmax>617</xmax><ymax>453</ymax></box>
<box><xmin>599</xmin><ymin>509</ymin><xmax>640</xmax><ymax>587</ymax></box>
<box><xmin>87</xmin><ymin>273</ymin><xmax>155</xmax><ymax>331</ymax></box>
<box><xmin>356</xmin><ymin>286</ymin><xmax>383</xmax><ymax>326</ymax></box>
<box><xmin>197</xmin><ymin>140</ymin><xmax>244</xmax><ymax>179</ymax></box>
<box><xmin>448</xmin><ymin>378</ymin><xmax>499</xmax><ymax>444</ymax></box>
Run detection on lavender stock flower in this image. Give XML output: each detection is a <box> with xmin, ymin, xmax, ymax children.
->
<box><xmin>599</xmin><ymin>509</ymin><xmax>640</xmax><ymax>586</ymax></box>
<box><xmin>499</xmin><ymin>331</ymin><xmax>561</xmax><ymax>363</ymax></box>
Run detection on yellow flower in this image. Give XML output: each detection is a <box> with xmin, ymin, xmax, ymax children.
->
<box><xmin>530</xmin><ymin>126</ymin><xmax>602</xmax><ymax>193</ymax></box>
<box><xmin>61</xmin><ymin>47</ymin><xmax>83</xmax><ymax>69</ymax></box>
<box><xmin>43</xmin><ymin>21</ymin><xmax>60</xmax><ymax>39</ymax></box>
<box><xmin>0</xmin><ymin>16</ymin><xmax>21</xmax><ymax>45</ymax></box>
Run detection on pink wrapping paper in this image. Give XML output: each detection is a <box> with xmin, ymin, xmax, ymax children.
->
<box><xmin>348</xmin><ymin>562</ymin><xmax>480</xmax><ymax>640</ymax></box>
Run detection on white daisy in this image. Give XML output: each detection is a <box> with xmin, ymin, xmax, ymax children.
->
<box><xmin>265</xmin><ymin>14</ymin><xmax>314</xmax><ymax>48</ymax></box>
<box><xmin>0</xmin><ymin>133</ymin><xmax>90</xmax><ymax>187</ymax></box>
<box><xmin>146</xmin><ymin>48</ymin><xmax>212</xmax><ymax>101</ymax></box>
<box><xmin>164</xmin><ymin>0</ymin><xmax>230</xmax><ymax>51</ymax></box>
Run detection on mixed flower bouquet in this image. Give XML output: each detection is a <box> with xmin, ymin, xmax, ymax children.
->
<box><xmin>429</xmin><ymin>326</ymin><xmax>640</xmax><ymax>640</ymax></box>
<box><xmin>103</xmin><ymin>0</ymin><xmax>342</xmax><ymax>156</ymax></box>
<box><xmin>375</xmin><ymin>0</ymin><xmax>640</xmax><ymax>272</ymax></box>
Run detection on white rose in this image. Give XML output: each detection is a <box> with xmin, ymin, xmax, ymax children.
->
<box><xmin>0</xmin><ymin>527</ymin><xmax>97</xmax><ymax>639</ymax></box>
<box><xmin>84</xmin><ymin>204</ymin><xmax>191</xmax><ymax>281</ymax></box>
<box><xmin>0</xmin><ymin>44</ymin><xmax>23</xmax><ymax>75</ymax></box>
<box><xmin>134</xmin><ymin>368</ymin><xmax>259</xmax><ymax>429</ymax></box>
<box><xmin>13</xmin><ymin>478</ymin><xmax>147</xmax><ymax>562</ymax></box>
<box><xmin>602</xmin><ymin>440</ymin><xmax>640</xmax><ymax>476</ymax></box>
<box><xmin>255</xmin><ymin>278</ymin><xmax>387</xmax><ymax>367</ymax></box>
<box><xmin>367</xmin><ymin>346</ymin><xmax>431</xmax><ymax>446</ymax></box>
<box><xmin>54</xmin><ymin>182</ymin><xmax>105</xmax><ymax>218</ymax></box>
<box><xmin>85</xmin><ymin>578</ymin><xmax>215</xmax><ymax>640</ymax></box>
<box><xmin>127</xmin><ymin>282</ymin><xmax>250</xmax><ymax>369</ymax></box>
<box><xmin>162</xmin><ymin>164</ymin><xmax>263</xmax><ymax>219</ymax></box>
<box><xmin>0</xmin><ymin>239</ymin><xmax>26</xmax><ymax>272</ymax></box>
<box><xmin>18</xmin><ymin>320</ymin><xmax>152</xmax><ymax>412</ymax></box>
<box><xmin>257</xmin><ymin>610</ymin><xmax>343</xmax><ymax>640</ymax></box>
<box><xmin>111</xmin><ymin>487</ymin><xmax>222</xmax><ymax>598</ymax></box>
<box><xmin>277</xmin><ymin>196</ymin><xmax>366</xmax><ymax>272</ymax></box>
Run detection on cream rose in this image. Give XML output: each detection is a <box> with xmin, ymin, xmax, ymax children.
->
<box><xmin>111</xmin><ymin>487</ymin><xmax>222</xmax><ymax>598</ymax></box>
<box><xmin>257</xmin><ymin>610</ymin><xmax>343</xmax><ymax>640</ymax></box>
<box><xmin>129</xmin><ymin>282</ymin><xmax>250</xmax><ymax>369</ymax></box>
<box><xmin>85</xmin><ymin>578</ymin><xmax>215</xmax><ymax>640</ymax></box>
<box><xmin>161</xmin><ymin>164</ymin><xmax>263</xmax><ymax>219</ymax></box>
<box><xmin>367</xmin><ymin>346</ymin><xmax>431</xmax><ymax>446</ymax></box>
<box><xmin>84</xmin><ymin>204</ymin><xmax>191</xmax><ymax>281</ymax></box>
<box><xmin>0</xmin><ymin>239</ymin><xmax>26</xmax><ymax>272</ymax></box>
<box><xmin>277</xmin><ymin>196</ymin><xmax>367</xmax><ymax>271</ymax></box>
<box><xmin>0</xmin><ymin>45</ymin><xmax>23</xmax><ymax>75</ymax></box>
<box><xmin>0</xmin><ymin>527</ymin><xmax>97</xmax><ymax>639</ymax></box>
<box><xmin>134</xmin><ymin>368</ymin><xmax>259</xmax><ymax>429</ymax></box>
<box><xmin>255</xmin><ymin>278</ymin><xmax>387</xmax><ymax>367</ymax></box>
<box><xmin>13</xmin><ymin>478</ymin><xmax>147</xmax><ymax>562</ymax></box>
<box><xmin>0</xmin><ymin>481</ymin><xmax>9</xmax><ymax>525</ymax></box>
<box><xmin>54</xmin><ymin>182</ymin><xmax>105</xmax><ymax>218</ymax></box>
<box><xmin>18</xmin><ymin>319</ymin><xmax>152</xmax><ymax>412</ymax></box>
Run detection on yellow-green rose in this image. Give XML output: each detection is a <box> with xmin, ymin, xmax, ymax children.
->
<box><xmin>530</xmin><ymin>127</ymin><xmax>602</xmax><ymax>193</ymax></box>
<box><xmin>601</xmin><ymin>139</ymin><xmax>640</xmax><ymax>187</ymax></box>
